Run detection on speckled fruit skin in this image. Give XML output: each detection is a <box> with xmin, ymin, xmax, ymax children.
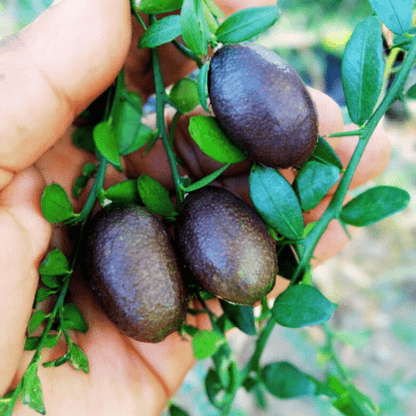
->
<box><xmin>81</xmin><ymin>205</ymin><xmax>188</xmax><ymax>343</ymax></box>
<box><xmin>175</xmin><ymin>186</ymin><xmax>277</xmax><ymax>305</ymax></box>
<box><xmin>208</xmin><ymin>42</ymin><xmax>318</xmax><ymax>169</ymax></box>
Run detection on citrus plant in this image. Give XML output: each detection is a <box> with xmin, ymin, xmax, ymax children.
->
<box><xmin>1</xmin><ymin>0</ymin><xmax>415</xmax><ymax>415</ymax></box>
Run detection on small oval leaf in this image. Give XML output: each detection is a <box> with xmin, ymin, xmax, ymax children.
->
<box><xmin>215</xmin><ymin>6</ymin><xmax>280</xmax><ymax>44</ymax></box>
<box><xmin>139</xmin><ymin>0</ymin><xmax>183</xmax><ymax>14</ymax></box>
<box><xmin>249</xmin><ymin>164</ymin><xmax>304</xmax><ymax>240</ymax></box>
<box><xmin>205</xmin><ymin>369</ymin><xmax>224</xmax><ymax>408</ymax></box>
<box><xmin>368</xmin><ymin>0</ymin><xmax>412</xmax><ymax>35</ymax></box>
<box><xmin>62</xmin><ymin>303</ymin><xmax>88</xmax><ymax>333</ymax></box>
<box><xmin>188</xmin><ymin>116</ymin><xmax>248</xmax><ymax>164</ymax></box>
<box><xmin>311</xmin><ymin>136</ymin><xmax>343</xmax><ymax>169</ymax></box>
<box><xmin>68</xmin><ymin>343</ymin><xmax>89</xmax><ymax>373</ymax></box>
<box><xmin>137</xmin><ymin>175</ymin><xmax>177</xmax><ymax>217</ymax></box>
<box><xmin>261</xmin><ymin>361</ymin><xmax>316</xmax><ymax>398</ymax></box>
<box><xmin>342</xmin><ymin>16</ymin><xmax>385</xmax><ymax>126</ymax></box>
<box><xmin>406</xmin><ymin>83</ymin><xmax>416</xmax><ymax>99</ymax></box>
<box><xmin>28</xmin><ymin>310</ymin><xmax>47</xmax><ymax>334</ymax></box>
<box><xmin>294</xmin><ymin>161</ymin><xmax>340</xmax><ymax>211</ymax></box>
<box><xmin>220</xmin><ymin>300</ymin><xmax>256</xmax><ymax>336</ymax></box>
<box><xmin>169</xmin><ymin>78</ymin><xmax>200</xmax><ymax>113</ymax></box>
<box><xmin>139</xmin><ymin>15</ymin><xmax>181</xmax><ymax>48</ymax></box>
<box><xmin>41</xmin><ymin>183</ymin><xmax>75</xmax><ymax>224</ymax></box>
<box><xmin>272</xmin><ymin>285</ymin><xmax>337</xmax><ymax>328</ymax></box>
<box><xmin>339</xmin><ymin>185</ymin><xmax>410</xmax><ymax>226</ymax></box>
<box><xmin>93</xmin><ymin>121</ymin><xmax>121</xmax><ymax>169</ymax></box>
<box><xmin>181</xmin><ymin>0</ymin><xmax>208</xmax><ymax>56</ymax></box>
<box><xmin>104</xmin><ymin>179</ymin><xmax>140</xmax><ymax>206</ymax></box>
<box><xmin>39</xmin><ymin>247</ymin><xmax>69</xmax><ymax>276</ymax></box>
<box><xmin>192</xmin><ymin>330</ymin><xmax>225</xmax><ymax>360</ymax></box>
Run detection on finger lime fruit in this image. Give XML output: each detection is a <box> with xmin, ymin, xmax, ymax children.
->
<box><xmin>175</xmin><ymin>186</ymin><xmax>277</xmax><ymax>305</ymax></box>
<box><xmin>81</xmin><ymin>205</ymin><xmax>188</xmax><ymax>343</ymax></box>
<box><xmin>208</xmin><ymin>42</ymin><xmax>318</xmax><ymax>169</ymax></box>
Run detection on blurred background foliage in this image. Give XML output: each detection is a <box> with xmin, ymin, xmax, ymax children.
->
<box><xmin>1</xmin><ymin>1</ymin><xmax>416</xmax><ymax>415</ymax></box>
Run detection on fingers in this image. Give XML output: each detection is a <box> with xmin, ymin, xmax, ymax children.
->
<box><xmin>0</xmin><ymin>167</ymin><xmax>51</xmax><ymax>395</ymax></box>
<box><xmin>0</xmin><ymin>0</ymin><xmax>132</xmax><ymax>183</ymax></box>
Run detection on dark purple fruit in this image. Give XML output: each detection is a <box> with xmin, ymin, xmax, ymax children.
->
<box><xmin>175</xmin><ymin>186</ymin><xmax>277</xmax><ymax>305</ymax></box>
<box><xmin>208</xmin><ymin>42</ymin><xmax>318</xmax><ymax>168</ymax></box>
<box><xmin>81</xmin><ymin>205</ymin><xmax>187</xmax><ymax>343</ymax></box>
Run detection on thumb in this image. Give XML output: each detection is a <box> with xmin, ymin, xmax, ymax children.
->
<box><xmin>0</xmin><ymin>0</ymin><xmax>131</xmax><ymax>181</ymax></box>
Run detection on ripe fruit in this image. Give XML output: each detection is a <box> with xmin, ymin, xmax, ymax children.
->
<box><xmin>175</xmin><ymin>186</ymin><xmax>277</xmax><ymax>305</ymax></box>
<box><xmin>81</xmin><ymin>205</ymin><xmax>188</xmax><ymax>343</ymax></box>
<box><xmin>208</xmin><ymin>42</ymin><xmax>318</xmax><ymax>169</ymax></box>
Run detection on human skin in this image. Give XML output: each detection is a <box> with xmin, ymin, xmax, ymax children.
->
<box><xmin>0</xmin><ymin>0</ymin><xmax>391</xmax><ymax>414</ymax></box>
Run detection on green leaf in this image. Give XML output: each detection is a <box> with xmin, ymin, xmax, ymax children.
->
<box><xmin>68</xmin><ymin>343</ymin><xmax>89</xmax><ymax>373</ymax></box>
<box><xmin>40</xmin><ymin>274</ymin><xmax>64</xmax><ymax>289</ymax></box>
<box><xmin>34</xmin><ymin>287</ymin><xmax>57</xmax><ymax>308</ymax></box>
<box><xmin>41</xmin><ymin>183</ymin><xmax>75</xmax><ymax>224</ymax></box>
<box><xmin>339</xmin><ymin>185</ymin><xmax>410</xmax><ymax>226</ymax></box>
<box><xmin>137</xmin><ymin>175</ymin><xmax>177</xmax><ymax>217</ymax></box>
<box><xmin>215</xmin><ymin>6</ymin><xmax>280</xmax><ymax>44</ymax></box>
<box><xmin>139</xmin><ymin>0</ymin><xmax>183</xmax><ymax>14</ymax></box>
<box><xmin>406</xmin><ymin>83</ymin><xmax>416</xmax><ymax>99</ymax></box>
<box><xmin>43</xmin><ymin>354</ymin><xmax>69</xmax><ymax>368</ymax></box>
<box><xmin>169</xmin><ymin>404</ymin><xmax>191</xmax><ymax>416</ymax></box>
<box><xmin>72</xmin><ymin>125</ymin><xmax>96</xmax><ymax>152</ymax></box>
<box><xmin>260</xmin><ymin>361</ymin><xmax>316</xmax><ymax>399</ymax></box>
<box><xmin>272</xmin><ymin>285</ymin><xmax>337</xmax><ymax>328</ymax></box>
<box><xmin>181</xmin><ymin>0</ymin><xmax>208</xmax><ymax>56</ymax></box>
<box><xmin>368</xmin><ymin>0</ymin><xmax>412</xmax><ymax>35</ymax></box>
<box><xmin>61</xmin><ymin>303</ymin><xmax>88</xmax><ymax>333</ymax></box>
<box><xmin>39</xmin><ymin>247</ymin><xmax>69</xmax><ymax>275</ymax></box>
<box><xmin>310</xmin><ymin>136</ymin><xmax>343</xmax><ymax>169</ymax></box>
<box><xmin>183</xmin><ymin>164</ymin><xmax>230</xmax><ymax>193</ymax></box>
<box><xmin>294</xmin><ymin>161</ymin><xmax>340</xmax><ymax>211</ymax></box>
<box><xmin>197</xmin><ymin>60</ymin><xmax>210</xmax><ymax>112</ymax></box>
<box><xmin>342</xmin><ymin>16</ymin><xmax>385</xmax><ymax>126</ymax></box>
<box><xmin>139</xmin><ymin>15</ymin><xmax>181</xmax><ymax>48</ymax></box>
<box><xmin>203</xmin><ymin>0</ymin><xmax>223</xmax><ymax>18</ymax></box>
<box><xmin>205</xmin><ymin>368</ymin><xmax>225</xmax><ymax>408</ymax></box>
<box><xmin>103</xmin><ymin>179</ymin><xmax>140</xmax><ymax>206</ymax></box>
<box><xmin>22</xmin><ymin>365</ymin><xmax>46</xmax><ymax>415</ymax></box>
<box><xmin>220</xmin><ymin>300</ymin><xmax>256</xmax><ymax>336</ymax></box>
<box><xmin>24</xmin><ymin>334</ymin><xmax>60</xmax><ymax>350</ymax></box>
<box><xmin>249</xmin><ymin>164</ymin><xmax>304</xmax><ymax>240</ymax></box>
<box><xmin>28</xmin><ymin>310</ymin><xmax>47</xmax><ymax>334</ymax></box>
<box><xmin>93</xmin><ymin>121</ymin><xmax>121</xmax><ymax>169</ymax></box>
<box><xmin>169</xmin><ymin>78</ymin><xmax>200</xmax><ymax>113</ymax></box>
<box><xmin>188</xmin><ymin>116</ymin><xmax>248</xmax><ymax>164</ymax></box>
<box><xmin>192</xmin><ymin>330</ymin><xmax>225</xmax><ymax>360</ymax></box>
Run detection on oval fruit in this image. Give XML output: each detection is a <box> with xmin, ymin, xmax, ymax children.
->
<box><xmin>208</xmin><ymin>42</ymin><xmax>318</xmax><ymax>168</ymax></box>
<box><xmin>175</xmin><ymin>186</ymin><xmax>277</xmax><ymax>305</ymax></box>
<box><xmin>81</xmin><ymin>205</ymin><xmax>188</xmax><ymax>343</ymax></box>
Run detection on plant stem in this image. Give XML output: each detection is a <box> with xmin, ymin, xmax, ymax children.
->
<box><xmin>130</xmin><ymin>0</ymin><xmax>147</xmax><ymax>30</ymax></box>
<box><xmin>292</xmin><ymin>33</ymin><xmax>416</xmax><ymax>284</ymax></box>
<box><xmin>172</xmin><ymin>40</ymin><xmax>204</xmax><ymax>68</ymax></box>
<box><xmin>150</xmin><ymin>15</ymin><xmax>184</xmax><ymax>206</ymax></box>
<box><xmin>326</xmin><ymin>129</ymin><xmax>363</xmax><ymax>138</ymax></box>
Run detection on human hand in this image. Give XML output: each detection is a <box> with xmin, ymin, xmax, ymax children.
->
<box><xmin>0</xmin><ymin>0</ymin><xmax>391</xmax><ymax>414</ymax></box>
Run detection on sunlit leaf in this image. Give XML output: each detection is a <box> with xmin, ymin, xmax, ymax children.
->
<box><xmin>41</xmin><ymin>183</ymin><xmax>75</xmax><ymax>224</ymax></box>
<box><xmin>215</xmin><ymin>6</ymin><xmax>280</xmax><ymax>44</ymax></box>
<box><xmin>104</xmin><ymin>179</ymin><xmax>141</xmax><ymax>206</ymax></box>
<box><xmin>68</xmin><ymin>343</ymin><xmax>89</xmax><ymax>373</ymax></box>
<box><xmin>93</xmin><ymin>121</ymin><xmax>121</xmax><ymax>169</ymax></box>
<box><xmin>197</xmin><ymin>59</ymin><xmax>210</xmax><ymax>112</ymax></box>
<box><xmin>28</xmin><ymin>311</ymin><xmax>47</xmax><ymax>334</ymax></box>
<box><xmin>39</xmin><ymin>247</ymin><xmax>69</xmax><ymax>276</ymax></box>
<box><xmin>22</xmin><ymin>365</ymin><xmax>46</xmax><ymax>415</ymax></box>
<box><xmin>192</xmin><ymin>330</ymin><xmax>225</xmax><ymax>360</ymax></box>
<box><xmin>169</xmin><ymin>78</ymin><xmax>200</xmax><ymax>113</ymax></box>
<box><xmin>137</xmin><ymin>175</ymin><xmax>177</xmax><ymax>217</ymax></box>
<box><xmin>339</xmin><ymin>185</ymin><xmax>410</xmax><ymax>226</ymax></box>
<box><xmin>181</xmin><ymin>0</ymin><xmax>208</xmax><ymax>56</ymax></box>
<box><xmin>139</xmin><ymin>0</ymin><xmax>183</xmax><ymax>14</ymax></box>
<box><xmin>61</xmin><ymin>303</ymin><xmax>88</xmax><ymax>333</ymax></box>
<box><xmin>139</xmin><ymin>15</ymin><xmax>181</xmax><ymax>48</ymax></box>
<box><xmin>188</xmin><ymin>116</ymin><xmax>248</xmax><ymax>164</ymax></box>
